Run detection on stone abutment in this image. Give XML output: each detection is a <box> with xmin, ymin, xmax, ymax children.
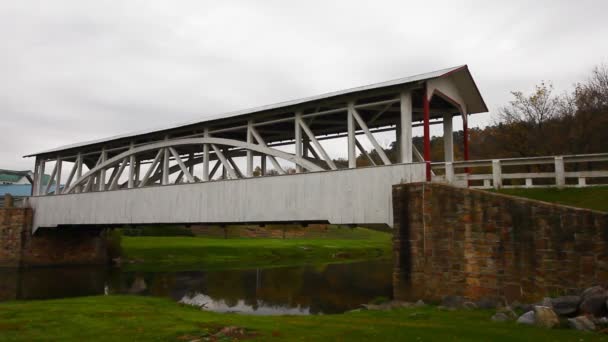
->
<box><xmin>0</xmin><ymin>205</ymin><xmax>107</xmax><ymax>268</ymax></box>
<box><xmin>393</xmin><ymin>183</ymin><xmax>608</xmax><ymax>303</ymax></box>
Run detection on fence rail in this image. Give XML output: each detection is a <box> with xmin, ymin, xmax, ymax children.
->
<box><xmin>431</xmin><ymin>153</ymin><xmax>608</xmax><ymax>189</ymax></box>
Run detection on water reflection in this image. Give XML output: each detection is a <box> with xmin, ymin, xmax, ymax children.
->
<box><xmin>0</xmin><ymin>260</ymin><xmax>392</xmax><ymax>315</ymax></box>
<box><xmin>180</xmin><ymin>293</ymin><xmax>311</xmax><ymax>315</ymax></box>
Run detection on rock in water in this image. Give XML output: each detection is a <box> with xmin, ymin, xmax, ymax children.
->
<box><xmin>551</xmin><ymin>296</ymin><xmax>581</xmax><ymax>316</ymax></box>
<box><xmin>517</xmin><ymin>311</ymin><xmax>535</xmax><ymax>325</ymax></box>
<box><xmin>568</xmin><ymin>316</ymin><xmax>596</xmax><ymax>331</ymax></box>
<box><xmin>534</xmin><ymin>306</ymin><xmax>560</xmax><ymax>328</ymax></box>
<box><xmin>580</xmin><ymin>295</ymin><xmax>608</xmax><ymax>317</ymax></box>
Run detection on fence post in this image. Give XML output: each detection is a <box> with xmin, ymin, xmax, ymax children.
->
<box><xmin>554</xmin><ymin>156</ymin><xmax>565</xmax><ymax>188</ymax></box>
<box><xmin>492</xmin><ymin>159</ymin><xmax>502</xmax><ymax>189</ymax></box>
<box><xmin>445</xmin><ymin>162</ymin><xmax>454</xmax><ymax>185</ymax></box>
<box><xmin>578</xmin><ymin>177</ymin><xmax>586</xmax><ymax>187</ymax></box>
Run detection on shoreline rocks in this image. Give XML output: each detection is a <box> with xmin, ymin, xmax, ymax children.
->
<box><xmin>534</xmin><ymin>306</ymin><xmax>560</xmax><ymax>328</ymax></box>
<box><xmin>361</xmin><ymin>285</ymin><xmax>608</xmax><ymax>333</ymax></box>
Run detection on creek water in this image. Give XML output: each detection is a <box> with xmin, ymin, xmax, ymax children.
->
<box><xmin>0</xmin><ymin>259</ymin><xmax>392</xmax><ymax>315</ymax></box>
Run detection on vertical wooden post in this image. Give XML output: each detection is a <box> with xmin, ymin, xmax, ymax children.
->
<box><xmin>75</xmin><ymin>153</ymin><xmax>83</xmax><ymax>193</ymax></box>
<box><xmin>492</xmin><ymin>159</ymin><xmax>502</xmax><ymax>189</ymax></box>
<box><xmin>294</xmin><ymin>113</ymin><xmax>303</xmax><ymax>173</ymax></box>
<box><xmin>38</xmin><ymin>159</ymin><xmax>46</xmax><ymax>196</ymax></box>
<box><xmin>55</xmin><ymin>156</ymin><xmax>62</xmax><ymax>195</ymax></box>
<box><xmin>128</xmin><ymin>142</ymin><xmax>135</xmax><ymax>189</ymax></box>
<box><xmin>400</xmin><ymin>91</ymin><xmax>413</xmax><ymax>163</ymax></box>
<box><xmin>555</xmin><ymin>156</ymin><xmax>565</xmax><ymax>188</ymax></box>
<box><xmin>578</xmin><ymin>177</ymin><xmax>586</xmax><ymax>187</ymax></box>
<box><xmin>422</xmin><ymin>84</ymin><xmax>431</xmax><ymax>181</ymax></box>
<box><xmin>162</xmin><ymin>136</ymin><xmax>169</xmax><ymax>185</ymax></box>
<box><xmin>203</xmin><ymin>128</ymin><xmax>210</xmax><ymax>181</ymax></box>
<box><xmin>445</xmin><ymin>162</ymin><xmax>455</xmax><ymax>184</ymax></box>
<box><xmin>347</xmin><ymin>101</ymin><xmax>356</xmax><ymax>168</ymax></box>
<box><xmin>463</xmin><ymin>110</ymin><xmax>470</xmax><ymax>186</ymax></box>
<box><xmin>443</xmin><ymin>113</ymin><xmax>454</xmax><ymax>162</ymax></box>
<box><xmin>32</xmin><ymin>157</ymin><xmax>40</xmax><ymax>196</ymax></box>
<box><xmin>463</xmin><ymin>112</ymin><xmax>470</xmax><ymax>162</ymax></box>
<box><xmin>246</xmin><ymin>121</ymin><xmax>254</xmax><ymax>177</ymax></box>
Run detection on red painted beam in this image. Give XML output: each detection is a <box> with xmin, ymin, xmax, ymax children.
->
<box><xmin>423</xmin><ymin>83</ymin><xmax>431</xmax><ymax>181</ymax></box>
<box><xmin>463</xmin><ymin>113</ymin><xmax>469</xmax><ymax>162</ymax></box>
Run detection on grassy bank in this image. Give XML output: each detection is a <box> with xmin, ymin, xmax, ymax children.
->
<box><xmin>497</xmin><ymin>186</ymin><xmax>608</xmax><ymax>212</ymax></box>
<box><xmin>121</xmin><ymin>227</ymin><xmax>391</xmax><ymax>272</ymax></box>
<box><xmin>1</xmin><ymin>296</ymin><xmax>605</xmax><ymax>341</ymax></box>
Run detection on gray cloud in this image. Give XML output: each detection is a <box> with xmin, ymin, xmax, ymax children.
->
<box><xmin>1</xmin><ymin>0</ymin><xmax>607</xmax><ymax>169</ymax></box>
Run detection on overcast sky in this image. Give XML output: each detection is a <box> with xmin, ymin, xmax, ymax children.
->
<box><xmin>1</xmin><ymin>0</ymin><xmax>607</xmax><ymax>170</ymax></box>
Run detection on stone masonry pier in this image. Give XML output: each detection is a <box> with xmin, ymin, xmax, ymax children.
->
<box><xmin>393</xmin><ymin>183</ymin><xmax>608</xmax><ymax>303</ymax></box>
<box><xmin>0</xmin><ymin>204</ymin><xmax>107</xmax><ymax>268</ymax></box>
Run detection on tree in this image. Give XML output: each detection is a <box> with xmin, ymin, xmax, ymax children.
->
<box><xmin>575</xmin><ymin>63</ymin><xmax>608</xmax><ymax>113</ymax></box>
<box><xmin>499</xmin><ymin>82</ymin><xmax>562</xmax><ymax>128</ymax></box>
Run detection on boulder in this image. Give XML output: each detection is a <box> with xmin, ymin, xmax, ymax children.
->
<box><xmin>581</xmin><ymin>286</ymin><xmax>606</xmax><ymax>301</ymax></box>
<box><xmin>491</xmin><ymin>312</ymin><xmax>510</xmax><ymax>322</ymax></box>
<box><xmin>580</xmin><ymin>295</ymin><xmax>608</xmax><ymax>317</ymax></box>
<box><xmin>550</xmin><ymin>296</ymin><xmax>581</xmax><ymax>316</ymax></box>
<box><xmin>535</xmin><ymin>297</ymin><xmax>553</xmax><ymax>309</ymax></box>
<box><xmin>414</xmin><ymin>300</ymin><xmax>426</xmax><ymax>307</ymax></box>
<box><xmin>568</xmin><ymin>316</ymin><xmax>596</xmax><ymax>331</ymax></box>
<box><xmin>441</xmin><ymin>295</ymin><xmax>465</xmax><ymax>308</ymax></box>
<box><xmin>517</xmin><ymin>311</ymin><xmax>535</xmax><ymax>325</ymax></box>
<box><xmin>497</xmin><ymin>306</ymin><xmax>518</xmax><ymax>319</ymax></box>
<box><xmin>534</xmin><ymin>306</ymin><xmax>560</xmax><ymax>329</ymax></box>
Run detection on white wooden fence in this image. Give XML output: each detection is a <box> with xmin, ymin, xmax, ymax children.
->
<box><xmin>431</xmin><ymin>153</ymin><xmax>608</xmax><ymax>189</ymax></box>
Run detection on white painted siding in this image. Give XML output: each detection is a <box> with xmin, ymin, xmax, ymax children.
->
<box><xmin>28</xmin><ymin>163</ymin><xmax>425</xmax><ymax>231</ymax></box>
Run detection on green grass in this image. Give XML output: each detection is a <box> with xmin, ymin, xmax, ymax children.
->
<box><xmin>121</xmin><ymin>228</ymin><xmax>391</xmax><ymax>272</ymax></box>
<box><xmin>496</xmin><ymin>186</ymin><xmax>608</xmax><ymax>212</ymax></box>
<box><xmin>1</xmin><ymin>295</ymin><xmax>605</xmax><ymax>341</ymax></box>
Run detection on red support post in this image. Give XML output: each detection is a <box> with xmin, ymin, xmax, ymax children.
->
<box><xmin>422</xmin><ymin>83</ymin><xmax>431</xmax><ymax>181</ymax></box>
<box><xmin>463</xmin><ymin>113</ymin><xmax>470</xmax><ymax>162</ymax></box>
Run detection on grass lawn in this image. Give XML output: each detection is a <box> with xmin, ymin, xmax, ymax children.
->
<box><xmin>1</xmin><ymin>295</ymin><xmax>606</xmax><ymax>341</ymax></box>
<box><xmin>121</xmin><ymin>227</ymin><xmax>391</xmax><ymax>272</ymax></box>
<box><xmin>497</xmin><ymin>186</ymin><xmax>608</xmax><ymax>212</ymax></box>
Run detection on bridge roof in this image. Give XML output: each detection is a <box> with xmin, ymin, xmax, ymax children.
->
<box><xmin>25</xmin><ymin>64</ymin><xmax>487</xmax><ymax>158</ymax></box>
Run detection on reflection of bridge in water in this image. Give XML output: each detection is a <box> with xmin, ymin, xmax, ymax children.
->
<box><xmin>0</xmin><ymin>261</ymin><xmax>393</xmax><ymax>315</ymax></box>
<box><xmin>25</xmin><ymin>65</ymin><xmax>487</xmax><ymax>231</ymax></box>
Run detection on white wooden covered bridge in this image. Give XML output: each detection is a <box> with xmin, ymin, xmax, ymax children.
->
<box><xmin>26</xmin><ymin>65</ymin><xmax>604</xmax><ymax>232</ymax></box>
